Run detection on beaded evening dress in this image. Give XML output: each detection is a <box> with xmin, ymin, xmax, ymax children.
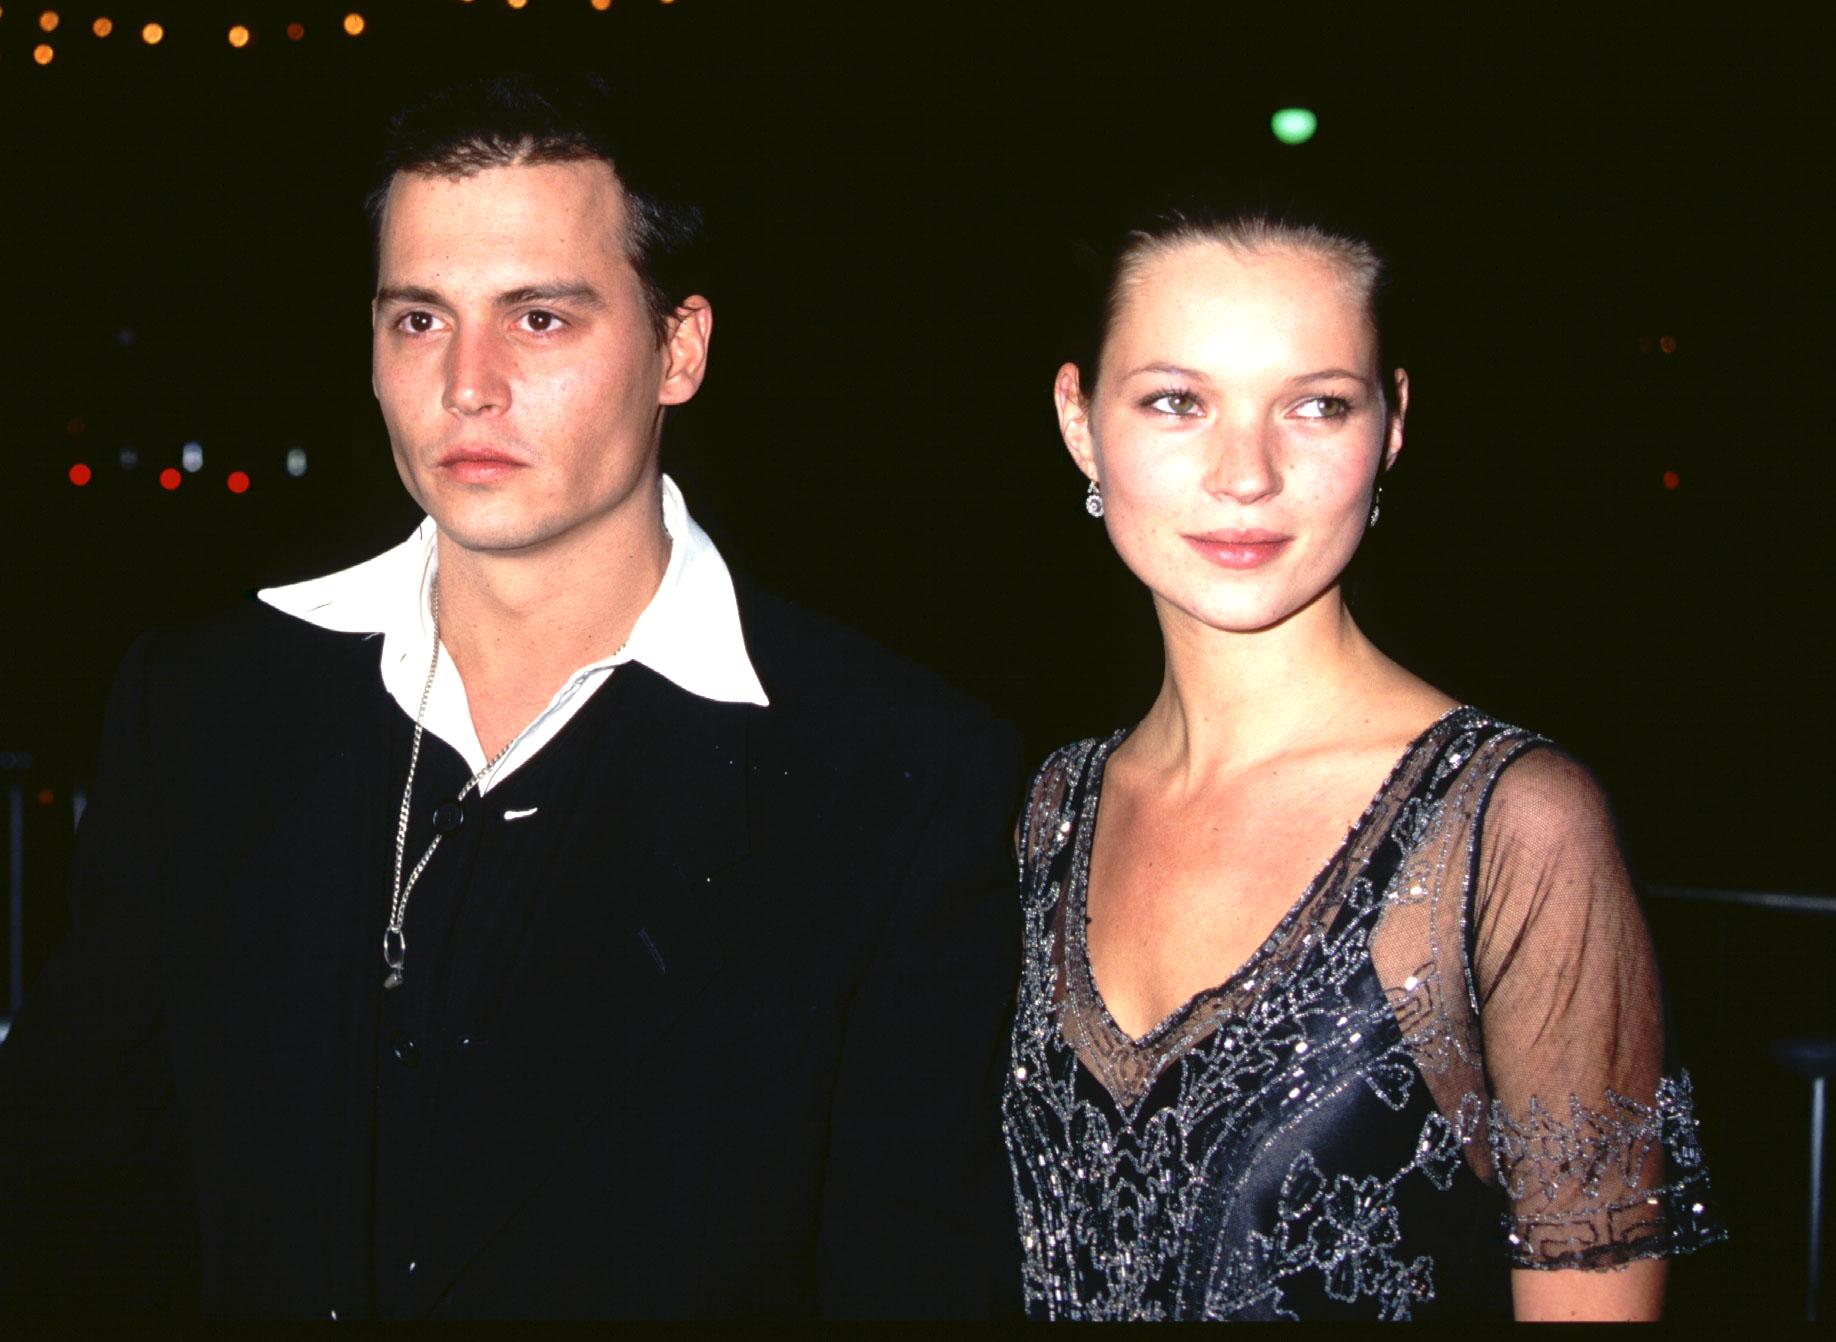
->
<box><xmin>1002</xmin><ymin>707</ymin><xmax>1723</xmax><ymax>1321</ymax></box>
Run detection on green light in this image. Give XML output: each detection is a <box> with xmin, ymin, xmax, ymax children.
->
<box><xmin>1270</xmin><ymin>107</ymin><xmax>1318</xmax><ymax>146</ymax></box>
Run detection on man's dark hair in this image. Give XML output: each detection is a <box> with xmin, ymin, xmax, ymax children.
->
<box><xmin>365</xmin><ymin>71</ymin><xmax>708</xmax><ymax>343</ymax></box>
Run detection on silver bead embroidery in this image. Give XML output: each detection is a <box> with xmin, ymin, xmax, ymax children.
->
<box><xmin>1002</xmin><ymin>709</ymin><xmax>1724</xmax><ymax>1321</ymax></box>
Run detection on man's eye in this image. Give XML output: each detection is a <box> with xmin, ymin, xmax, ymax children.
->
<box><xmin>1294</xmin><ymin>396</ymin><xmax>1352</xmax><ymax>420</ymax></box>
<box><xmin>399</xmin><ymin>311</ymin><xmax>439</xmax><ymax>334</ymax></box>
<box><xmin>521</xmin><ymin>310</ymin><xmax>563</xmax><ymax>333</ymax></box>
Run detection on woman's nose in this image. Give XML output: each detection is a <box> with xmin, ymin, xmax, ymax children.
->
<box><xmin>1202</xmin><ymin>420</ymin><xmax>1281</xmax><ymax>503</ymax></box>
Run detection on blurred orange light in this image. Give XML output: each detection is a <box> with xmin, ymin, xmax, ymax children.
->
<box><xmin>38</xmin><ymin>9</ymin><xmax>57</xmax><ymax>32</ymax></box>
<box><xmin>159</xmin><ymin>466</ymin><xmax>182</xmax><ymax>490</ymax></box>
<box><xmin>507</xmin><ymin>0</ymin><xmax>526</xmax><ymax>8</ymax></box>
<box><xmin>36</xmin><ymin>788</ymin><xmax>55</xmax><ymax>807</ymax></box>
<box><xmin>342</xmin><ymin>11</ymin><xmax>363</xmax><ymax>34</ymax></box>
<box><xmin>69</xmin><ymin>462</ymin><xmax>93</xmax><ymax>486</ymax></box>
<box><xmin>141</xmin><ymin>21</ymin><xmax>163</xmax><ymax>43</ymax></box>
<box><xmin>286</xmin><ymin>20</ymin><xmax>304</xmax><ymax>39</ymax></box>
<box><xmin>32</xmin><ymin>41</ymin><xmax>52</xmax><ymax>63</ymax></box>
<box><xmin>1659</xmin><ymin>334</ymin><xmax>1677</xmax><ymax>354</ymax></box>
<box><xmin>228</xmin><ymin>23</ymin><xmax>249</xmax><ymax>46</ymax></box>
<box><xmin>1662</xmin><ymin>470</ymin><xmax>1680</xmax><ymax>491</ymax></box>
<box><xmin>92</xmin><ymin>16</ymin><xmax>111</xmax><ymax>35</ymax></box>
<box><xmin>591</xmin><ymin>0</ymin><xmax>611</xmax><ymax>9</ymax></box>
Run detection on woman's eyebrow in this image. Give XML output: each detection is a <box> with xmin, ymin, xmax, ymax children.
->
<box><xmin>1122</xmin><ymin>362</ymin><xmax>1209</xmax><ymax>382</ymax></box>
<box><xmin>1286</xmin><ymin>368</ymin><xmax>1373</xmax><ymax>387</ymax></box>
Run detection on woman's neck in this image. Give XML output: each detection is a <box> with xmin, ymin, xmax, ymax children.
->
<box><xmin>1130</xmin><ymin>587</ymin><xmax>1394</xmax><ymax>782</ymax></box>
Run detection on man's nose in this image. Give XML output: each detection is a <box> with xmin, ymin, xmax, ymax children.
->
<box><xmin>442</xmin><ymin>324</ymin><xmax>511</xmax><ymax>416</ymax></box>
<box><xmin>1201</xmin><ymin>417</ymin><xmax>1281</xmax><ymax>503</ymax></box>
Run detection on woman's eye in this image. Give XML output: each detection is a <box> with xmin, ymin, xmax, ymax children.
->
<box><xmin>1146</xmin><ymin>390</ymin><xmax>1202</xmax><ymax>417</ymax></box>
<box><xmin>1293</xmin><ymin>395</ymin><xmax>1352</xmax><ymax>420</ymax></box>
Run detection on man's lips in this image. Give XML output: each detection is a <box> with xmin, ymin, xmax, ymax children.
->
<box><xmin>436</xmin><ymin>446</ymin><xmax>529</xmax><ymax>482</ymax></box>
<box><xmin>1183</xmin><ymin>529</ymin><xmax>1292</xmax><ymax>569</ymax></box>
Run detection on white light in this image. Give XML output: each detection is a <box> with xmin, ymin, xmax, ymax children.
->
<box><xmin>118</xmin><ymin>446</ymin><xmax>139</xmax><ymax>470</ymax></box>
<box><xmin>181</xmin><ymin>441</ymin><xmax>204</xmax><ymax>473</ymax></box>
<box><xmin>285</xmin><ymin>447</ymin><xmax>308</xmax><ymax>477</ymax></box>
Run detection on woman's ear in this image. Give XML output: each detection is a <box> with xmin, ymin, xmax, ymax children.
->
<box><xmin>1384</xmin><ymin>368</ymin><xmax>1410</xmax><ymax>470</ymax></box>
<box><xmin>1055</xmin><ymin>362</ymin><xmax>1099</xmax><ymax>482</ymax></box>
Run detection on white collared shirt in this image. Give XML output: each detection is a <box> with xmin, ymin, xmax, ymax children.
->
<box><xmin>259</xmin><ymin>474</ymin><xmax>769</xmax><ymax>794</ymax></box>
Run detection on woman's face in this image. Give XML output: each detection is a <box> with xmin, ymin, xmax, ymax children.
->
<box><xmin>1057</xmin><ymin>241</ymin><xmax>1406</xmax><ymax>638</ymax></box>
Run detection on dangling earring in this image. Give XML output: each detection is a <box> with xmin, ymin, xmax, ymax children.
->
<box><xmin>1368</xmin><ymin>483</ymin><xmax>1383</xmax><ymax>529</ymax></box>
<box><xmin>1085</xmin><ymin>480</ymin><xmax>1105</xmax><ymax>518</ymax></box>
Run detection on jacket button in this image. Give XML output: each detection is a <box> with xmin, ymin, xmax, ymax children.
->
<box><xmin>431</xmin><ymin>800</ymin><xmax>465</xmax><ymax>834</ymax></box>
<box><xmin>390</xmin><ymin>1030</ymin><xmax>420</xmax><ymax>1068</ymax></box>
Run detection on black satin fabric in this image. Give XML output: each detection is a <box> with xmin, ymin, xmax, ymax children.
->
<box><xmin>1004</xmin><ymin>712</ymin><xmax>1722</xmax><ymax>1321</ymax></box>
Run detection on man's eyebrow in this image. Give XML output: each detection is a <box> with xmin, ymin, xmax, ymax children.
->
<box><xmin>374</xmin><ymin>284</ymin><xmax>446</xmax><ymax>307</ymax></box>
<box><xmin>496</xmin><ymin>284</ymin><xmax>606</xmax><ymax>309</ymax></box>
<box><xmin>372</xmin><ymin>283</ymin><xmax>608</xmax><ymax>309</ymax></box>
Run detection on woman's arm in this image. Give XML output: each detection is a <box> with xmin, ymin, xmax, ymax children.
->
<box><xmin>1512</xmin><ymin>1260</ymin><xmax>1666</xmax><ymax>1322</ymax></box>
<box><xmin>1468</xmin><ymin>746</ymin><xmax>1721</xmax><ymax>1319</ymax></box>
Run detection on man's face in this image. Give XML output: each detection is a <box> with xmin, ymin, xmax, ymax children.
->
<box><xmin>371</xmin><ymin>159</ymin><xmax>707</xmax><ymax>558</ymax></box>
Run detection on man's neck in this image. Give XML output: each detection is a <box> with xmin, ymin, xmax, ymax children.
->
<box><xmin>432</xmin><ymin>493</ymin><xmax>672</xmax><ymax>757</ymax></box>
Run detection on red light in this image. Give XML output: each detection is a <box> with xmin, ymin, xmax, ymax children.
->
<box><xmin>227</xmin><ymin>470</ymin><xmax>251</xmax><ymax>494</ymax></box>
<box><xmin>66</xmin><ymin>416</ymin><xmax>86</xmax><ymax>437</ymax></box>
<box><xmin>159</xmin><ymin>467</ymin><xmax>182</xmax><ymax>490</ymax></box>
<box><xmin>68</xmin><ymin>462</ymin><xmax>93</xmax><ymax>486</ymax></box>
<box><xmin>36</xmin><ymin>788</ymin><xmax>56</xmax><ymax>806</ymax></box>
<box><xmin>1662</xmin><ymin>470</ymin><xmax>1680</xmax><ymax>491</ymax></box>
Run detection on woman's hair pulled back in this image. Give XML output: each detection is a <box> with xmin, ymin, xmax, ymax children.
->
<box><xmin>1065</xmin><ymin>200</ymin><xmax>1402</xmax><ymax>414</ymax></box>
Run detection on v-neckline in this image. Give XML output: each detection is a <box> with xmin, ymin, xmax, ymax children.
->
<box><xmin>1068</xmin><ymin>705</ymin><xmax>1471</xmax><ymax>1050</ymax></box>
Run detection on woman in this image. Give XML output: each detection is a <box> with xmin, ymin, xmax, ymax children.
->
<box><xmin>1001</xmin><ymin>207</ymin><xmax>1723</xmax><ymax>1321</ymax></box>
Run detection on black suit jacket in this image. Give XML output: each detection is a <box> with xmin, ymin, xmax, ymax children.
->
<box><xmin>0</xmin><ymin>583</ymin><xmax>1024</xmax><ymax>1319</ymax></box>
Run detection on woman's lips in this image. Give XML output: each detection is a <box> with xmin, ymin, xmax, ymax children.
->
<box><xmin>1183</xmin><ymin>530</ymin><xmax>1292</xmax><ymax>569</ymax></box>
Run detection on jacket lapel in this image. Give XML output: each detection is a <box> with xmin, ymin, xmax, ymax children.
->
<box><xmin>410</xmin><ymin>665</ymin><xmax>751</xmax><ymax>1310</ymax></box>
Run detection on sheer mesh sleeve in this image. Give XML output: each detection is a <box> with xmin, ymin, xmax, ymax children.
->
<box><xmin>1468</xmin><ymin>746</ymin><xmax>1722</xmax><ymax>1269</ymax></box>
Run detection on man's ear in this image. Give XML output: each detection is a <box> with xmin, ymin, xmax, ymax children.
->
<box><xmin>659</xmin><ymin>296</ymin><xmax>713</xmax><ymax>406</ymax></box>
<box><xmin>1054</xmin><ymin>362</ymin><xmax>1098</xmax><ymax>482</ymax></box>
<box><xmin>1384</xmin><ymin>367</ymin><xmax>1409</xmax><ymax>470</ymax></box>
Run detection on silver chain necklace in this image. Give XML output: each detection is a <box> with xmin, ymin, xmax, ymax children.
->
<box><xmin>382</xmin><ymin>579</ymin><xmax>636</xmax><ymax>989</ymax></box>
<box><xmin>382</xmin><ymin>581</ymin><xmax>511</xmax><ymax>990</ymax></box>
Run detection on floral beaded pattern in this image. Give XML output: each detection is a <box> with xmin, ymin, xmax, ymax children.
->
<box><xmin>1001</xmin><ymin>709</ymin><xmax>1723</xmax><ymax>1321</ymax></box>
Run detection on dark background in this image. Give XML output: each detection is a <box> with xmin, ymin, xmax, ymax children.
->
<box><xmin>1</xmin><ymin>0</ymin><xmax>1830</xmax><ymax>1319</ymax></box>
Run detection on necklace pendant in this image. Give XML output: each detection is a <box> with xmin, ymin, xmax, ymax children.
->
<box><xmin>382</xmin><ymin>926</ymin><xmax>408</xmax><ymax>991</ymax></box>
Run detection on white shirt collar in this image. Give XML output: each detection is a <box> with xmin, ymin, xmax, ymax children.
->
<box><xmin>259</xmin><ymin>474</ymin><xmax>768</xmax><ymax>790</ymax></box>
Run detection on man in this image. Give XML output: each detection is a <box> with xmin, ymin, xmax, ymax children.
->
<box><xmin>0</xmin><ymin>73</ymin><xmax>1022</xmax><ymax>1319</ymax></box>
